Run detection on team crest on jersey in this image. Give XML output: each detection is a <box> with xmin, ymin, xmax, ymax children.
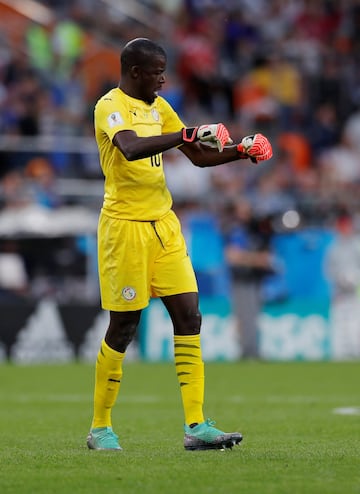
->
<box><xmin>121</xmin><ymin>286</ymin><xmax>136</xmax><ymax>301</ymax></box>
<box><xmin>151</xmin><ymin>108</ymin><xmax>159</xmax><ymax>121</ymax></box>
<box><xmin>107</xmin><ymin>111</ymin><xmax>123</xmax><ymax>127</ymax></box>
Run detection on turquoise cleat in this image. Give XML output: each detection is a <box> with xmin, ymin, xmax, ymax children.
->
<box><xmin>184</xmin><ymin>419</ymin><xmax>242</xmax><ymax>451</ymax></box>
<box><xmin>87</xmin><ymin>427</ymin><xmax>122</xmax><ymax>451</ymax></box>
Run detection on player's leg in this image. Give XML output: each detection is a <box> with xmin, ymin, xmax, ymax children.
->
<box><xmin>150</xmin><ymin>212</ymin><xmax>204</xmax><ymax>425</ymax></box>
<box><xmin>162</xmin><ymin>292</ymin><xmax>242</xmax><ymax>450</ymax></box>
<box><xmin>162</xmin><ymin>291</ymin><xmax>204</xmax><ymax>425</ymax></box>
<box><xmin>87</xmin><ymin>310</ymin><xmax>141</xmax><ymax>451</ymax></box>
<box><xmin>88</xmin><ymin>214</ymin><xmax>152</xmax><ymax>450</ymax></box>
<box><xmin>153</xmin><ymin>210</ymin><xmax>242</xmax><ymax>450</ymax></box>
<box><xmin>92</xmin><ymin>310</ymin><xmax>141</xmax><ymax>428</ymax></box>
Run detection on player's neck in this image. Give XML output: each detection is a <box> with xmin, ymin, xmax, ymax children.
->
<box><xmin>118</xmin><ymin>82</ymin><xmax>143</xmax><ymax>102</ymax></box>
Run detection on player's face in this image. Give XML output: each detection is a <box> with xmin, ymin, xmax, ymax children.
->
<box><xmin>139</xmin><ymin>55</ymin><xmax>166</xmax><ymax>104</ymax></box>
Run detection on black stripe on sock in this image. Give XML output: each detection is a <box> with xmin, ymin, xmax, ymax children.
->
<box><xmin>174</xmin><ymin>343</ymin><xmax>199</xmax><ymax>349</ymax></box>
<box><xmin>175</xmin><ymin>352</ymin><xmax>199</xmax><ymax>358</ymax></box>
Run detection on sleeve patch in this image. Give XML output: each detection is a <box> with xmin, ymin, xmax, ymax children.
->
<box><xmin>107</xmin><ymin>111</ymin><xmax>123</xmax><ymax>127</ymax></box>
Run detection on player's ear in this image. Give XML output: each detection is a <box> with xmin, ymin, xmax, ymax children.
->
<box><xmin>130</xmin><ymin>65</ymin><xmax>140</xmax><ymax>78</ymax></box>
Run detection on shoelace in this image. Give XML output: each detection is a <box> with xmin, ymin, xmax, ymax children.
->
<box><xmin>97</xmin><ymin>428</ymin><xmax>119</xmax><ymax>441</ymax></box>
<box><xmin>205</xmin><ymin>419</ymin><xmax>216</xmax><ymax>428</ymax></box>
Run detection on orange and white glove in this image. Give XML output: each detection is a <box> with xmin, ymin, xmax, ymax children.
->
<box><xmin>183</xmin><ymin>123</ymin><xmax>233</xmax><ymax>152</ymax></box>
<box><xmin>237</xmin><ymin>133</ymin><xmax>273</xmax><ymax>163</ymax></box>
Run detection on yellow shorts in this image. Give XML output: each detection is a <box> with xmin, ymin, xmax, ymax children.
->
<box><xmin>98</xmin><ymin>209</ymin><xmax>198</xmax><ymax>311</ymax></box>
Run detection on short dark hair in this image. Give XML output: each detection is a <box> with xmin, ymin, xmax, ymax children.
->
<box><xmin>121</xmin><ymin>38</ymin><xmax>166</xmax><ymax>74</ymax></box>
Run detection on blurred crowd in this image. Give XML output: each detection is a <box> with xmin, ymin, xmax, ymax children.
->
<box><xmin>1</xmin><ymin>0</ymin><xmax>360</xmax><ymax>303</ymax></box>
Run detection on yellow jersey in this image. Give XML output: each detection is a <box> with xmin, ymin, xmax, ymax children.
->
<box><xmin>94</xmin><ymin>87</ymin><xmax>185</xmax><ymax>220</ymax></box>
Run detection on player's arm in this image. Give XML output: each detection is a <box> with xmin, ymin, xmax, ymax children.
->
<box><xmin>112</xmin><ymin>123</ymin><xmax>232</xmax><ymax>161</ymax></box>
<box><xmin>113</xmin><ymin>129</ymin><xmax>183</xmax><ymax>160</ymax></box>
<box><xmin>179</xmin><ymin>141</ymin><xmax>246</xmax><ymax>167</ymax></box>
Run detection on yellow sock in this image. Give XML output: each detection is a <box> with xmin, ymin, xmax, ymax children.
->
<box><xmin>91</xmin><ymin>339</ymin><xmax>125</xmax><ymax>429</ymax></box>
<box><xmin>174</xmin><ymin>334</ymin><xmax>205</xmax><ymax>426</ymax></box>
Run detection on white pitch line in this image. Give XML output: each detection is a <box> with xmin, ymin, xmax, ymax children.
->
<box><xmin>2</xmin><ymin>394</ymin><xmax>359</xmax><ymax>411</ymax></box>
<box><xmin>229</xmin><ymin>395</ymin><xmax>360</xmax><ymax>404</ymax></box>
<box><xmin>332</xmin><ymin>407</ymin><xmax>360</xmax><ymax>416</ymax></box>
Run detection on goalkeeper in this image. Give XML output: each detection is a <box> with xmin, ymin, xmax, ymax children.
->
<box><xmin>87</xmin><ymin>37</ymin><xmax>272</xmax><ymax>452</ymax></box>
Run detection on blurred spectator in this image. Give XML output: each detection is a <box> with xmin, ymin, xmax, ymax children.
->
<box><xmin>1</xmin><ymin>60</ymin><xmax>44</xmax><ymax>141</ymax></box>
<box><xmin>233</xmin><ymin>55</ymin><xmax>279</xmax><ymax>134</ymax></box>
<box><xmin>2</xmin><ymin>47</ymin><xmax>32</xmax><ymax>88</ymax></box>
<box><xmin>268</xmin><ymin>53</ymin><xmax>303</xmax><ymax>130</ymax></box>
<box><xmin>51</xmin><ymin>58</ymin><xmax>88</xmax><ymax>136</ymax></box>
<box><xmin>234</xmin><ymin>52</ymin><xmax>303</xmax><ymax>134</ymax></box>
<box><xmin>176</xmin><ymin>8</ymin><xmax>233</xmax><ymax>119</ymax></box>
<box><xmin>13</xmin><ymin>71</ymin><xmax>43</xmax><ymax>137</ymax></box>
<box><xmin>293</xmin><ymin>1</ymin><xmax>342</xmax><ymax>44</ymax></box>
<box><xmin>52</xmin><ymin>9</ymin><xmax>86</xmax><ymax>79</ymax></box>
<box><xmin>277</xmin><ymin>131</ymin><xmax>311</xmax><ymax>172</ymax></box>
<box><xmin>223</xmin><ymin>198</ymin><xmax>276</xmax><ymax>358</ymax></box>
<box><xmin>282</xmin><ymin>23</ymin><xmax>323</xmax><ymax>78</ymax></box>
<box><xmin>222</xmin><ymin>7</ymin><xmax>260</xmax><ymax>67</ymax></box>
<box><xmin>326</xmin><ymin>210</ymin><xmax>360</xmax><ymax>298</ymax></box>
<box><xmin>24</xmin><ymin>156</ymin><xmax>62</xmax><ymax>209</ymax></box>
<box><xmin>24</xmin><ymin>21</ymin><xmax>53</xmax><ymax>77</ymax></box>
<box><xmin>325</xmin><ymin>209</ymin><xmax>360</xmax><ymax>358</ymax></box>
<box><xmin>257</xmin><ymin>0</ymin><xmax>298</xmax><ymax>46</ymax></box>
<box><xmin>0</xmin><ymin>170</ymin><xmax>33</xmax><ymax>210</ymax></box>
<box><xmin>247</xmin><ymin>163</ymin><xmax>296</xmax><ymax>220</ymax></box>
<box><xmin>305</xmin><ymin>102</ymin><xmax>340</xmax><ymax>156</ymax></box>
<box><xmin>307</xmin><ymin>55</ymin><xmax>349</xmax><ymax>124</ymax></box>
<box><xmin>316</xmin><ymin>124</ymin><xmax>360</xmax><ymax>194</ymax></box>
<box><xmin>342</xmin><ymin>110</ymin><xmax>360</xmax><ymax>154</ymax></box>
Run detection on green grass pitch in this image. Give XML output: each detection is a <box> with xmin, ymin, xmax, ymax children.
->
<box><xmin>0</xmin><ymin>360</ymin><xmax>359</xmax><ymax>494</ymax></box>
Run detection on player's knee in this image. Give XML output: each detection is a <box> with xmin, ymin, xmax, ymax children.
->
<box><xmin>176</xmin><ymin>309</ymin><xmax>202</xmax><ymax>335</ymax></box>
<box><xmin>120</xmin><ymin>324</ymin><xmax>137</xmax><ymax>350</ymax></box>
<box><xmin>191</xmin><ymin>310</ymin><xmax>202</xmax><ymax>333</ymax></box>
<box><xmin>106</xmin><ymin>321</ymin><xmax>138</xmax><ymax>353</ymax></box>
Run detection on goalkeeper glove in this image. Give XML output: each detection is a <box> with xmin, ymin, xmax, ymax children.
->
<box><xmin>237</xmin><ymin>133</ymin><xmax>273</xmax><ymax>163</ymax></box>
<box><xmin>182</xmin><ymin>123</ymin><xmax>233</xmax><ymax>152</ymax></box>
